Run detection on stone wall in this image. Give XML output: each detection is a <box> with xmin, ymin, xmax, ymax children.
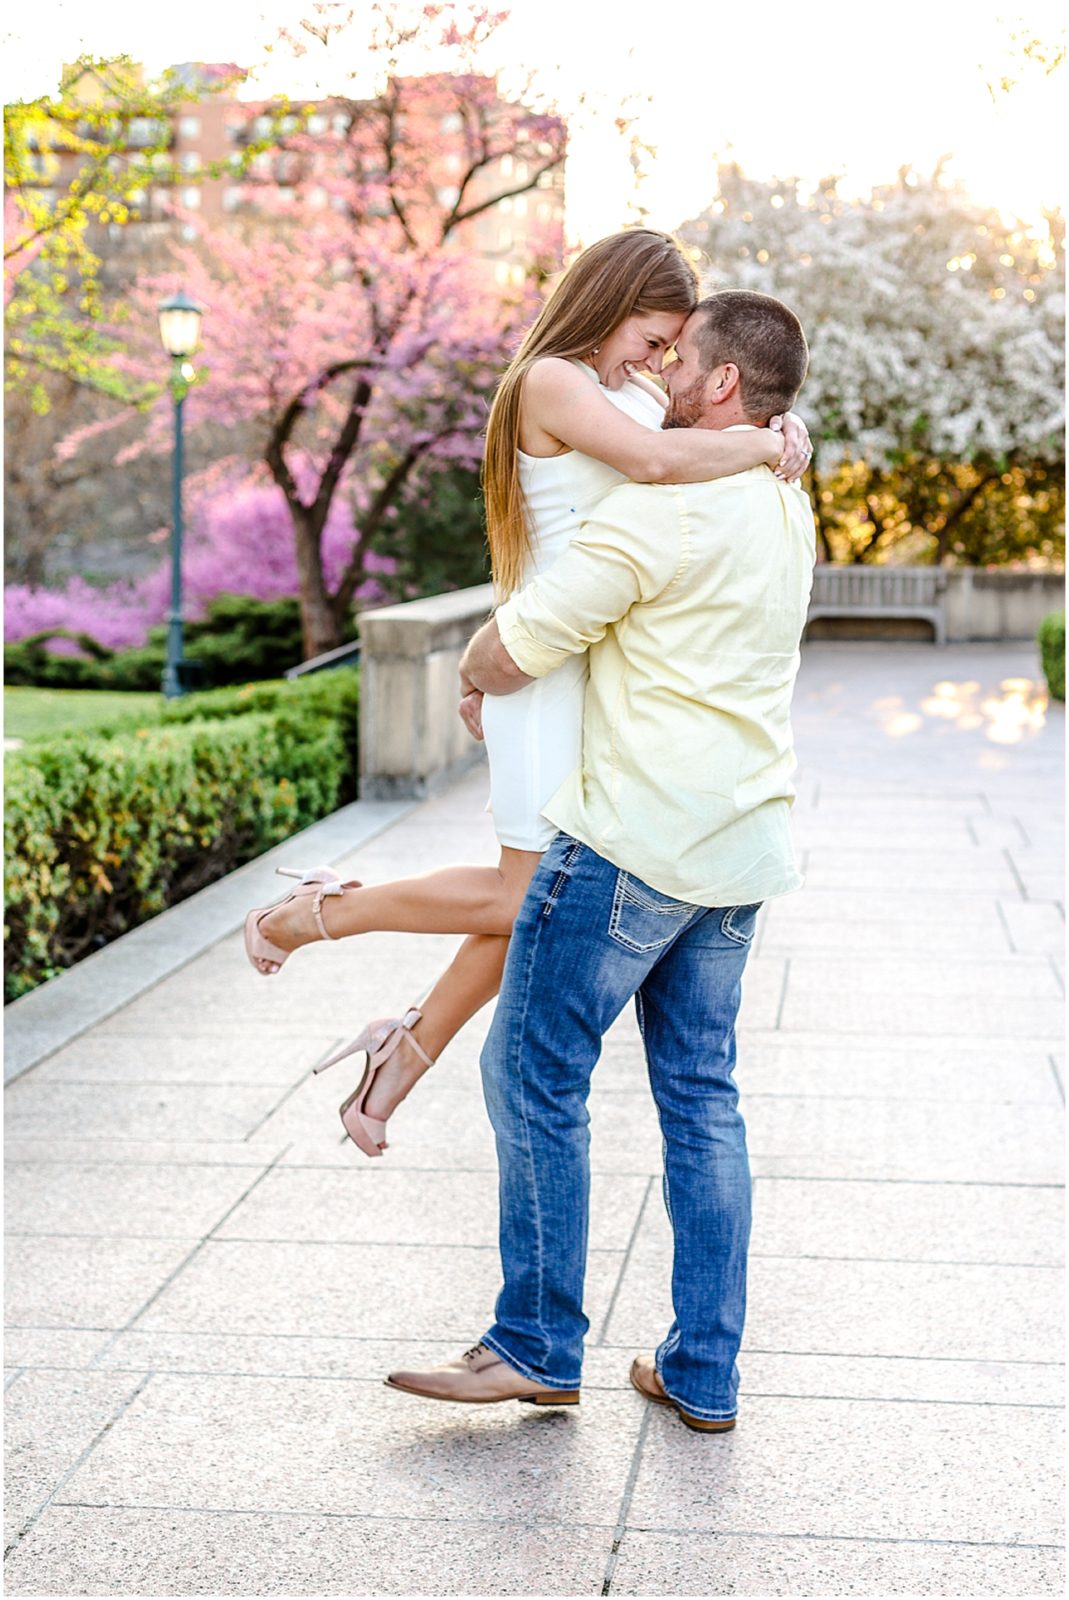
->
<box><xmin>357</xmin><ymin>585</ymin><xmax>494</xmax><ymax>800</ymax></box>
<box><xmin>944</xmin><ymin>570</ymin><xmax>1065</xmax><ymax>642</ymax></box>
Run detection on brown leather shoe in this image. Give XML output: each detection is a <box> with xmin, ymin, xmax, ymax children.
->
<box><xmin>629</xmin><ymin>1355</ymin><xmax>736</xmax><ymax>1433</ymax></box>
<box><xmin>386</xmin><ymin>1343</ymin><xmax>580</xmax><ymax>1406</ymax></box>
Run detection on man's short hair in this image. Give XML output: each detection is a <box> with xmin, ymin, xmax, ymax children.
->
<box><xmin>691</xmin><ymin>291</ymin><xmax>808</xmax><ymax>421</ymax></box>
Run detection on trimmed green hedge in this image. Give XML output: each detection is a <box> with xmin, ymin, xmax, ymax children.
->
<box><xmin>1038</xmin><ymin>611</ymin><xmax>1065</xmax><ymax>703</ymax></box>
<box><xmin>4</xmin><ymin>670</ymin><xmax>358</xmax><ymax>1001</ymax></box>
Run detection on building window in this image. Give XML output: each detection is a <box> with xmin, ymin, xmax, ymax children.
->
<box><xmin>182</xmin><ymin>187</ymin><xmax>201</xmax><ymax>209</ymax></box>
<box><xmin>179</xmin><ymin>116</ymin><xmax>201</xmax><ymax>138</ymax></box>
<box><xmin>440</xmin><ymin>111</ymin><xmax>462</xmax><ymax>134</ymax></box>
<box><xmin>495</xmin><ymin>261</ymin><xmax>510</xmax><ymax>285</ymax></box>
<box><xmin>499</xmin><ymin>197</ymin><xmax>513</xmax><ymax>215</ymax></box>
<box><xmin>127</xmin><ymin>117</ymin><xmax>159</xmax><ymax>147</ymax></box>
<box><xmin>307</xmin><ymin>185</ymin><xmax>327</xmax><ymax>208</ymax></box>
<box><xmin>498</xmin><ymin>226</ymin><xmax>513</xmax><ymax>250</ymax></box>
<box><xmin>222</xmin><ymin>188</ymin><xmax>243</xmax><ymax>211</ymax></box>
<box><xmin>499</xmin><ymin>154</ymin><xmax>513</xmax><ymax>177</ymax></box>
<box><xmin>307</xmin><ymin>114</ymin><xmax>328</xmax><ymax>135</ymax></box>
<box><xmin>513</xmin><ymin>195</ymin><xmax>527</xmax><ymax>218</ymax></box>
<box><xmin>180</xmin><ymin>152</ymin><xmax>200</xmax><ymax>173</ymax></box>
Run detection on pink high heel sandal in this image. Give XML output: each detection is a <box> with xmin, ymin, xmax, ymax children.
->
<box><xmin>243</xmin><ymin>865</ymin><xmax>361</xmax><ymax>975</ymax></box>
<box><xmin>315</xmin><ymin>1008</ymin><xmax>436</xmax><ymax>1158</ymax></box>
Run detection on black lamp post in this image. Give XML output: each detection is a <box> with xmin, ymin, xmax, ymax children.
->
<box><xmin>156</xmin><ymin>291</ymin><xmax>204</xmax><ymax>698</ymax></box>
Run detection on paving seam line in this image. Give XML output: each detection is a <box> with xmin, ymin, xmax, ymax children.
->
<box><xmin>4</xmin><ymin>1371</ymin><xmax>157</xmax><ymax>1561</ymax></box>
<box><xmin>601</xmin><ymin>1407</ymin><xmax>653</xmax><ymax>1596</ymax></box>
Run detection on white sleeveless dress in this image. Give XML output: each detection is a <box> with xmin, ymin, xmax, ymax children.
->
<box><xmin>482</xmin><ymin>362</ymin><xmax>666</xmax><ymax>851</ymax></box>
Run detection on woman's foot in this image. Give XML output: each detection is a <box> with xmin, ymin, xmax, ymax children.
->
<box><xmin>316</xmin><ymin>1010</ymin><xmax>436</xmax><ymax>1158</ymax></box>
<box><xmin>255</xmin><ymin>877</ymin><xmax>355</xmax><ymax>960</ymax></box>
<box><xmin>361</xmin><ymin>1028</ymin><xmax>437</xmax><ymax>1123</ymax></box>
<box><xmin>245</xmin><ymin>867</ymin><xmax>357</xmax><ymax>976</ymax></box>
<box><xmin>256</xmin><ymin>894</ymin><xmax>319</xmax><ymax>957</ymax></box>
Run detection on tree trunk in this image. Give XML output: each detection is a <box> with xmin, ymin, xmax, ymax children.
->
<box><xmin>291</xmin><ymin>503</ymin><xmax>341</xmax><ymax>658</ymax></box>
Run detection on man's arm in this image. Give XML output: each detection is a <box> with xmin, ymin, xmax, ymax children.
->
<box><xmin>461</xmin><ymin>483</ymin><xmax>679</xmax><ymax>699</ymax></box>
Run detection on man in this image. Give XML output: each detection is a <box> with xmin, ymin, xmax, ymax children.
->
<box><xmin>387</xmin><ymin>290</ymin><xmax>816</xmax><ymax>1431</ymax></box>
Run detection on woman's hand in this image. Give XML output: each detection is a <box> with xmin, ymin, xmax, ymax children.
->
<box><xmin>769</xmin><ymin>411</ymin><xmax>813</xmax><ymax>482</ymax></box>
<box><xmin>459</xmin><ymin>688</ymin><xmax>485</xmax><ymax>742</ymax></box>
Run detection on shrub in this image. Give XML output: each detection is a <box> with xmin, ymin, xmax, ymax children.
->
<box><xmin>1038</xmin><ymin>611</ymin><xmax>1066</xmax><ymax>703</ymax></box>
<box><xmin>4</xmin><ymin>669</ymin><xmax>359</xmax><ymax>1000</ymax></box>
<box><xmin>3</xmin><ymin>595</ymin><xmax>353</xmax><ymax>691</ymax></box>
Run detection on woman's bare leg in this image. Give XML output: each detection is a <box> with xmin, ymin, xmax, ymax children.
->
<box><xmin>343</xmin><ymin>847</ymin><xmax>543</xmax><ymax>1122</ymax></box>
<box><xmin>361</xmin><ymin>932</ymin><xmax>511</xmax><ymax>1121</ymax></box>
<box><xmin>256</xmin><ymin>847</ymin><xmax>539</xmax><ymax>961</ymax></box>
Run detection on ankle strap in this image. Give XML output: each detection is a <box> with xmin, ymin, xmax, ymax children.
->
<box><xmin>312</xmin><ymin>882</ymin><xmax>343</xmax><ymax>941</ymax></box>
<box><xmin>399</xmin><ymin>1007</ymin><xmax>435</xmax><ymax>1069</ymax></box>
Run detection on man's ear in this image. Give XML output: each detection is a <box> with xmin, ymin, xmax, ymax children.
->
<box><xmin>708</xmin><ymin>362</ymin><xmax>741</xmax><ymax>405</ymax></box>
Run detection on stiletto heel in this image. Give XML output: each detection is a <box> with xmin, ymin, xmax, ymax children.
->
<box><xmin>317</xmin><ymin>1008</ymin><xmax>435</xmax><ymax>1158</ymax></box>
<box><xmin>243</xmin><ymin>865</ymin><xmax>361</xmax><ymax>975</ymax></box>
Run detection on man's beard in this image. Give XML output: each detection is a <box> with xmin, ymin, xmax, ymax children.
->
<box><xmin>663</xmin><ymin>376</ymin><xmax>707</xmax><ymax>430</ymax></box>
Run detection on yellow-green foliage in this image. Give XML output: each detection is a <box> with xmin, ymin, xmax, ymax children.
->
<box><xmin>4</xmin><ymin>672</ymin><xmax>358</xmax><ymax>1000</ymax></box>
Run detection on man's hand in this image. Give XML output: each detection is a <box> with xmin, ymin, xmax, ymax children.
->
<box><xmin>770</xmin><ymin>411</ymin><xmax>813</xmax><ymax>481</ymax></box>
<box><xmin>459</xmin><ymin>688</ymin><xmax>485</xmax><ymax>742</ymax></box>
<box><xmin>460</xmin><ymin>616</ymin><xmax>534</xmax><ymax>697</ymax></box>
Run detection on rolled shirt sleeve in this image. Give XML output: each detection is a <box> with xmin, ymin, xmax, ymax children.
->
<box><xmin>495</xmin><ymin>483</ymin><xmax>684</xmax><ymax>679</ymax></box>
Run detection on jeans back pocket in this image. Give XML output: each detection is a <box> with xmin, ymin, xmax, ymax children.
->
<box><xmin>608</xmin><ymin>872</ymin><xmax>700</xmax><ymax>954</ymax></box>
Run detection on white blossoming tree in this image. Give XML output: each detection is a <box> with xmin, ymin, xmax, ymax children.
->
<box><xmin>679</xmin><ymin>166</ymin><xmax>1064</xmax><ymax>565</ymax></box>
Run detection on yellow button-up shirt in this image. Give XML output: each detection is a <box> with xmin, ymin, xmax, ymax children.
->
<box><xmin>494</xmin><ymin>442</ymin><xmax>816</xmax><ymax>907</ymax></box>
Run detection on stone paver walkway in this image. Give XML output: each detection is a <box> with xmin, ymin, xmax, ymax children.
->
<box><xmin>4</xmin><ymin>642</ymin><xmax>1065</xmax><ymax>1596</ymax></box>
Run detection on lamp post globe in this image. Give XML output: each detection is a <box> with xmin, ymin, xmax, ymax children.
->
<box><xmin>157</xmin><ymin>292</ymin><xmax>205</xmax><ymax>699</ymax></box>
<box><xmin>157</xmin><ymin>290</ymin><xmax>204</xmax><ymax>359</ymax></box>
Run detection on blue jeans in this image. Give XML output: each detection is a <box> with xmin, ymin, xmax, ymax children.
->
<box><xmin>479</xmin><ymin>833</ymin><xmax>758</xmax><ymax>1422</ymax></box>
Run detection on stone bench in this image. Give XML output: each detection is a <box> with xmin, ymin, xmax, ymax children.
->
<box><xmin>807</xmin><ymin>567</ymin><xmax>948</xmax><ymax>644</ymax></box>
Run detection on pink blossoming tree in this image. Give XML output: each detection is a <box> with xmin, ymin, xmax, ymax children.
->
<box><xmin>64</xmin><ymin>4</ymin><xmax>566</xmax><ymax>658</ymax></box>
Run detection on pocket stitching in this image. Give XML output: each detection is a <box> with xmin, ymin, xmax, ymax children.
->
<box><xmin>609</xmin><ymin>872</ymin><xmax>697</xmax><ymax>953</ymax></box>
<box><xmin>541</xmin><ymin>837</ymin><xmax>584</xmax><ymax>918</ymax></box>
<box><xmin>720</xmin><ymin>904</ymin><xmax>757</xmax><ymax>945</ymax></box>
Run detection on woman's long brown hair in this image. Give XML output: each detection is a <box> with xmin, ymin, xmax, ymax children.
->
<box><xmin>483</xmin><ymin>229</ymin><xmax>699</xmax><ymax>598</ymax></box>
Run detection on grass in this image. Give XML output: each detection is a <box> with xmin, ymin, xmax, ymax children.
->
<box><xmin>3</xmin><ymin>687</ymin><xmax>164</xmax><ymax>745</ymax></box>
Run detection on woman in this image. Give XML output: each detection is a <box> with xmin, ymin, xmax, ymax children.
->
<box><xmin>244</xmin><ymin>229</ymin><xmax>811</xmax><ymax>1156</ymax></box>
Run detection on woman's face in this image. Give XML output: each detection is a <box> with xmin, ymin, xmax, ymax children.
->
<box><xmin>591</xmin><ymin>309</ymin><xmax>687</xmax><ymax>390</ymax></box>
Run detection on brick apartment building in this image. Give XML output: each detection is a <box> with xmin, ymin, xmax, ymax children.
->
<box><xmin>25</xmin><ymin>61</ymin><xmax>566</xmax><ymax>288</ymax></box>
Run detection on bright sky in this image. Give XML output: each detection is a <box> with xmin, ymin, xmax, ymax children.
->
<box><xmin>3</xmin><ymin>0</ymin><xmax>1064</xmax><ymax>243</ymax></box>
